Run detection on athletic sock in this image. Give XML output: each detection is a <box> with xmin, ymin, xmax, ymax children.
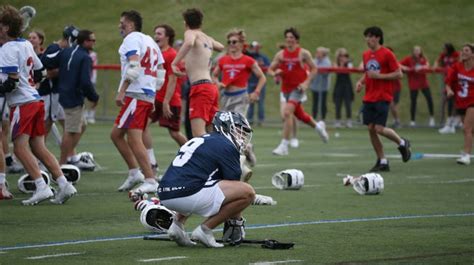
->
<box><xmin>380</xmin><ymin>158</ymin><xmax>388</xmax><ymax>165</ymax></box>
<box><xmin>281</xmin><ymin>139</ymin><xmax>289</xmax><ymax>147</ymax></box>
<box><xmin>34</xmin><ymin>177</ymin><xmax>47</xmax><ymax>190</ymax></box>
<box><xmin>5</xmin><ymin>154</ymin><xmax>13</xmax><ymax>166</ymax></box>
<box><xmin>56</xmin><ymin>176</ymin><xmax>68</xmax><ymax>189</ymax></box>
<box><xmin>0</xmin><ymin>173</ymin><xmax>5</xmax><ymax>185</ymax></box>
<box><xmin>399</xmin><ymin>139</ymin><xmax>406</xmax><ymax>147</ymax></box>
<box><xmin>147</xmin><ymin>149</ymin><xmax>157</xmax><ymax>166</ymax></box>
<box><xmin>144</xmin><ymin>177</ymin><xmax>157</xmax><ymax>184</ymax></box>
<box><xmin>129</xmin><ymin>168</ymin><xmax>140</xmax><ymax>177</ymax></box>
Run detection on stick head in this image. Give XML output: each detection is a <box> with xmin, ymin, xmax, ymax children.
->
<box><xmin>261</xmin><ymin>239</ymin><xmax>294</xmax><ymax>250</ymax></box>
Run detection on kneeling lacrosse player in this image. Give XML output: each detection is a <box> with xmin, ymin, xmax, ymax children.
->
<box><xmin>343</xmin><ymin>173</ymin><xmax>384</xmax><ymax>195</ymax></box>
<box><xmin>158</xmin><ymin>111</ymin><xmax>255</xmax><ymax>248</ymax></box>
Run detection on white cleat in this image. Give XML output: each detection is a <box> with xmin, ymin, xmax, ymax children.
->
<box><xmin>191</xmin><ymin>225</ymin><xmax>224</xmax><ymax>248</ymax></box>
<box><xmin>117</xmin><ymin>172</ymin><xmax>144</xmax><ymax>192</ymax></box>
<box><xmin>438</xmin><ymin>125</ymin><xmax>455</xmax><ymax>134</ymax></box>
<box><xmin>22</xmin><ymin>186</ymin><xmax>54</xmax><ymax>205</ymax></box>
<box><xmin>428</xmin><ymin>117</ymin><xmax>436</xmax><ymax>127</ymax></box>
<box><xmin>131</xmin><ymin>180</ymin><xmax>158</xmax><ymax>194</ymax></box>
<box><xmin>50</xmin><ymin>183</ymin><xmax>77</xmax><ymax>204</ymax></box>
<box><xmin>290</xmin><ymin>138</ymin><xmax>299</xmax><ymax>148</ymax></box>
<box><xmin>315</xmin><ymin>121</ymin><xmax>329</xmax><ymax>143</ymax></box>
<box><xmin>272</xmin><ymin>143</ymin><xmax>289</xmax><ymax>156</ymax></box>
<box><xmin>168</xmin><ymin>221</ymin><xmax>196</xmax><ymax>247</ymax></box>
<box><xmin>457</xmin><ymin>154</ymin><xmax>471</xmax><ymax>165</ymax></box>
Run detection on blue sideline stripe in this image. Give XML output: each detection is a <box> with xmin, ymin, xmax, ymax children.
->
<box><xmin>1</xmin><ymin>212</ymin><xmax>473</xmax><ymax>251</ymax></box>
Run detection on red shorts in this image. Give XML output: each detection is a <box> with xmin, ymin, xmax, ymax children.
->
<box><xmin>10</xmin><ymin>101</ymin><xmax>46</xmax><ymax>140</ymax></box>
<box><xmin>149</xmin><ymin>100</ymin><xmax>182</xmax><ymax>131</ymax></box>
<box><xmin>189</xmin><ymin>82</ymin><xmax>218</xmax><ymax>125</ymax></box>
<box><xmin>114</xmin><ymin>97</ymin><xmax>153</xmax><ymax>130</ymax></box>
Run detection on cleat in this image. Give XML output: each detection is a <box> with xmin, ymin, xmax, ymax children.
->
<box><xmin>0</xmin><ymin>184</ymin><xmax>13</xmax><ymax>200</ymax></box>
<box><xmin>22</xmin><ymin>186</ymin><xmax>54</xmax><ymax>205</ymax></box>
<box><xmin>289</xmin><ymin>138</ymin><xmax>299</xmax><ymax>148</ymax></box>
<box><xmin>168</xmin><ymin>221</ymin><xmax>196</xmax><ymax>247</ymax></box>
<box><xmin>315</xmin><ymin>121</ymin><xmax>329</xmax><ymax>143</ymax></box>
<box><xmin>429</xmin><ymin>117</ymin><xmax>435</xmax><ymax>127</ymax></box>
<box><xmin>438</xmin><ymin>125</ymin><xmax>455</xmax><ymax>134</ymax></box>
<box><xmin>191</xmin><ymin>225</ymin><xmax>224</xmax><ymax>248</ymax></box>
<box><xmin>398</xmin><ymin>138</ymin><xmax>411</xmax><ymax>162</ymax></box>
<box><xmin>50</xmin><ymin>183</ymin><xmax>77</xmax><ymax>204</ymax></box>
<box><xmin>457</xmin><ymin>154</ymin><xmax>471</xmax><ymax>165</ymax></box>
<box><xmin>117</xmin><ymin>172</ymin><xmax>144</xmax><ymax>192</ymax></box>
<box><xmin>272</xmin><ymin>143</ymin><xmax>288</xmax><ymax>156</ymax></box>
<box><xmin>369</xmin><ymin>160</ymin><xmax>390</xmax><ymax>172</ymax></box>
<box><xmin>131</xmin><ymin>180</ymin><xmax>158</xmax><ymax>194</ymax></box>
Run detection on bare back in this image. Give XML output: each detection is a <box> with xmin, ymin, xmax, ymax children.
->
<box><xmin>185</xmin><ymin>30</ymin><xmax>215</xmax><ymax>83</ymax></box>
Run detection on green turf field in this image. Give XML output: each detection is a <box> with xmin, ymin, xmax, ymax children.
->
<box><xmin>0</xmin><ymin>123</ymin><xmax>472</xmax><ymax>264</ymax></box>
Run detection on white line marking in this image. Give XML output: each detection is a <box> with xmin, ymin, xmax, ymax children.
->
<box><xmin>139</xmin><ymin>256</ymin><xmax>187</xmax><ymax>262</ymax></box>
<box><xmin>25</xmin><ymin>252</ymin><xmax>85</xmax><ymax>260</ymax></box>
<box><xmin>254</xmin><ymin>184</ymin><xmax>320</xmax><ymax>190</ymax></box>
<box><xmin>258</xmin><ymin>162</ymin><xmax>339</xmax><ymax>167</ymax></box>
<box><xmin>426</xmin><ymin>178</ymin><xmax>474</xmax><ymax>184</ymax></box>
<box><xmin>0</xmin><ymin>251</ymin><xmax>6</xmax><ymax>254</ymax></box>
<box><xmin>2</xmin><ymin>212</ymin><xmax>472</xmax><ymax>251</ymax></box>
<box><xmin>406</xmin><ymin>175</ymin><xmax>434</xmax><ymax>179</ymax></box>
<box><xmin>250</xmin><ymin>260</ymin><xmax>303</xmax><ymax>265</ymax></box>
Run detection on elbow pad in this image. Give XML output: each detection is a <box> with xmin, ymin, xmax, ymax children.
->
<box><xmin>155</xmin><ymin>69</ymin><xmax>166</xmax><ymax>91</ymax></box>
<box><xmin>0</xmin><ymin>77</ymin><xmax>19</xmax><ymax>94</ymax></box>
<box><xmin>125</xmin><ymin>60</ymin><xmax>140</xmax><ymax>82</ymax></box>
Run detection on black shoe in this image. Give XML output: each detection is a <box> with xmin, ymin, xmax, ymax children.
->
<box><xmin>398</xmin><ymin>138</ymin><xmax>411</xmax><ymax>162</ymax></box>
<box><xmin>370</xmin><ymin>159</ymin><xmax>390</xmax><ymax>172</ymax></box>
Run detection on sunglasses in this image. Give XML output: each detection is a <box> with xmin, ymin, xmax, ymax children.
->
<box><xmin>227</xmin><ymin>40</ymin><xmax>239</xmax><ymax>45</ymax></box>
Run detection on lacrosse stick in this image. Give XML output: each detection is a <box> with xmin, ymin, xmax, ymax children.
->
<box><xmin>19</xmin><ymin>6</ymin><xmax>36</xmax><ymax>32</ymax></box>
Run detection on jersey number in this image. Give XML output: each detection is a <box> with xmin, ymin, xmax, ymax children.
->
<box><xmin>172</xmin><ymin>138</ymin><xmax>205</xmax><ymax>167</ymax></box>
<box><xmin>141</xmin><ymin>47</ymin><xmax>159</xmax><ymax>77</ymax></box>
<box><xmin>458</xmin><ymin>80</ymin><xmax>469</xmax><ymax>98</ymax></box>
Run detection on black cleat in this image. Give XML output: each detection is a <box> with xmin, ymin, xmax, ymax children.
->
<box><xmin>369</xmin><ymin>159</ymin><xmax>390</xmax><ymax>172</ymax></box>
<box><xmin>398</xmin><ymin>138</ymin><xmax>411</xmax><ymax>162</ymax></box>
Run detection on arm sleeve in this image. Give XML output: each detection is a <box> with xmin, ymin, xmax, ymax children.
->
<box><xmin>80</xmin><ymin>55</ymin><xmax>99</xmax><ymax>102</ymax></box>
<box><xmin>122</xmin><ymin>35</ymin><xmax>141</xmax><ymax>59</ymax></box>
<box><xmin>0</xmin><ymin>48</ymin><xmax>19</xmax><ymax>73</ymax></box>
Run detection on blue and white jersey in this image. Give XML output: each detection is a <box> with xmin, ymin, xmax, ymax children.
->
<box><xmin>158</xmin><ymin>132</ymin><xmax>241</xmax><ymax>200</ymax></box>
<box><xmin>0</xmin><ymin>39</ymin><xmax>42</xmax><ymax>106</ymax></box>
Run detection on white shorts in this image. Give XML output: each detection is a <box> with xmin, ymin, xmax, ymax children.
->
<box><xmin>43</xmin><ymin>93</ymin><xmax>65</xmax><ymax>121</ymax></box>
<box><xmin>220</xmin><ymin>89</ymin><xmax>249</xmax><ymax>115</ymax></box>
<box><xmin>0</xmin><ymin>97</ymin><xmax>9</xmax><ymax>121</ymax></box>
<box><xmin>160</xmin><ymin>182</ymin><xmax>225</xmax><ymax>218</ymax></box>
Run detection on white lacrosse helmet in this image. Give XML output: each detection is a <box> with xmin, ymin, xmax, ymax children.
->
<box><xmin>272</xmin><ymin>169</ymin><xmax>304</xmax><ymax>190</ymax></box>
<box><xmin>60</xmin><ymin>164</ymin><xmax>81</xmax><ymax>184</ymax></box>
<box><xmin>140</xmin><ymin>204</ymin><xmax>175</xmax><ymax>233</ymax></box>
<box><xmin>17</xmin><ymin>170</ymin><xmax>50</xmax><ymax>194</ymax></box>
<box><xmin>353</xmin><ymin>173</ymin><xmax>384</xmax><ymax>195</ymax></box>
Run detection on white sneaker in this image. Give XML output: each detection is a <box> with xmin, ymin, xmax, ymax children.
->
<box><xmin>346</xmin><ymin>120</ymin><xmax>353</xmax><ymax>128</ymax></box>
<box><xmin>290</xmin><ymin>138</ymin><xmax>299</xmax><ymax>148</ymax></box>
<box><xmin>272</xmin><ymin>143</ymin><xmax>288</xmax><ymax>156</ymax></box>
<box><xmin>0</xmin><ymin>184</ymin><xmax>13</xmax><ymax>200</ymax></box>
<box><xmin>334</xmin><ymin>120</ymin><xmax>342</xmax><ymax>128</ymax></box>
<box><xmin>457</xmin><ymin>154</ymin><xmax>471</xmax><ymax>165</ymax></box>
<box><xmin>131</xmin><ymin>180</ymin><xmax>158</xmax><ymax>194</ymax></box>
<box><xmin>409</xmin><ymin>121</ymin><xmax>416</xmax><ymax>127</ymax></box>
<box><xmin>428</xmin><ymin>117</ymin><xmax>435</xmax><ymax>127</ymax></box>
<box><xmin>252</xmin><ymin>194</ymin><xmax>277</xmax><ymax>205</ymax></box>
<box><xmin>191</xmin><ymin>225</ymin><xmax>224</xmax><ymax>248</ymax></box>
<box><xmin>438</xmin><ymin>125</ymin><xmax>455</xmax><ymax>134</ymax></box>
<box><xmin>168</xmin><ymin>221</ymin><xmax>196</xmax><ymax>247</ymax></box>
<box><xmin>117</xmin><ymin>172</ymin><xmax>144</xmax><ymax>192</ymax></box>
<box><xmin>22</xmin><ymin>186</ymin><xmax>54</xmax><ymax>205</ymax></box>
<box><xmin>315</xmin><ymin>121</ymin><xmax>329</xmax><ymax>143</ymax></box>
<box><xmin>50</xmin><ymin>183</ymin><xmax>77</xmax><ymax>204</ymax></box>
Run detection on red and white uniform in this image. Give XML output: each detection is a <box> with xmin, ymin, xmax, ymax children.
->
<box><xmin>0</xmin><ymin>39</ymin><xmax>45</xmax><ymax>139</ymax></box>
<box><xmin>218</xmin><ymin>54</ymin><xmax>255</xmax><ymax>88</ymax></box>
<box><xmin>400</xmin><ymin>56</ymin><xmax>429</xmax><ymax>90</ymax></box>
<box><xmin>0</xmin><ymin>39</ymin><xmax>42</xmax><ymax>106</ymax></box>
<box><xmin>280</xmin><ymin>47</ymin><xmax>307</xmax><ymax>93</ymax></box>
<box><xmin>362</xmin><ymin>46</ymin><xmax>400</xmax><ymax>102</ymax></box>
<box><xmin>155</xmin><ymin>47</ymin><xmax>181</xmax><ymax>107</ymax></box>
<box><xmin>118</xmin><ymin>32</ymin><xmax>164</xmax><ymax>96</ymax></box>
<box><xmin>445</xmin><ymin>62</ymin><xmax>474</xmax><ymax>110</ymax></box>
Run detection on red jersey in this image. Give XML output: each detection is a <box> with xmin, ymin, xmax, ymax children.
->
<box><xmin>280</xmin><ymin>47</ymin><xmax>308</xmax><ymax>93</ymax></box>
<box><xmin>156</xmin><ymin>47</ymin><xmax>181</xmax><ymax>107</ymax></box>
<box><xmin>445</xmin><ymin>62</ymin><xmax>474</xmax><ymax>109</ymax></box>
<box><xmin>437</xmin><ymin>51</ymin><xmax>460</xmax><ymax>68</ymax></box>
<box><xmin>362</xmin><ymin>46</ymin><xmax>400</xmax><ymax>102</ymax></box>
<box><xmin>218</xmin><ymin>54</ymin><xmax>255</xmax><ymax>88</ymax></box>
<box><xmin>400</xmin><ymin>55</ymin><xmax>429</xmax><ymax>90</ymax></box>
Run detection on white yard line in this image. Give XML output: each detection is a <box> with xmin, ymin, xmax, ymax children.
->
<box><xmin>249</xmin><ymin>260</ymin><xmax>303</xmax><ymax>265</ymax></box>
<box><xmin>25</xmin><ymin>252</ymin><xmax>85</xmax><ymax>260</ymax></box>
<box><xmin>138</xmin><ymin>256</ymin><xmax>187</xmax><ymax>262</ymax></box>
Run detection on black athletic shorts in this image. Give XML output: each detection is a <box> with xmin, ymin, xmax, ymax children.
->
<box><xmin>362</xmin><ymin>101</ymin><xmax>390</xmax><ymax>126</ymax></box>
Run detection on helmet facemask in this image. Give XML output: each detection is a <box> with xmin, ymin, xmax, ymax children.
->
<box><xmin>213</xmin><ymin>111</ymin><xmax>253</xmax><ymax>154</ymax></box>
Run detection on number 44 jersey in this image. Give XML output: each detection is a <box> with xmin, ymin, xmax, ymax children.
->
<box><xmin>158</xmin><ymin>132</ymin><xmax>241</xmax><ymax>200</ymax></box>
<box><xmin>118</xmin><ymin>31</ymin><xmax>164</xmax><ymax>97</ymax></box>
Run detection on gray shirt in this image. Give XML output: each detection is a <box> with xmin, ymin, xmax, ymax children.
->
<box><xmin>310</xmin><ymin>56</ymin><xmax>331</xmax><ymax>92</ymax></box>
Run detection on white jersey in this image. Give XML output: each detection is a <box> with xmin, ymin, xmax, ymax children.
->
<box><xmin>0</xmin><ymin>39</ymin><xmax>42</xmax><ymax>106</ymax></box>
<box><xmin>118</xmin><ymin>32</ymin><xmax>164</xmax><ymax>97</ymax></box>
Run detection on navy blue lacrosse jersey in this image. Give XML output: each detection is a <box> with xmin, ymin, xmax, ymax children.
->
<box><xmin>158</xmin><ymin>132</ymin><xmax>241</xmax><ymax>200</ymax></box>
